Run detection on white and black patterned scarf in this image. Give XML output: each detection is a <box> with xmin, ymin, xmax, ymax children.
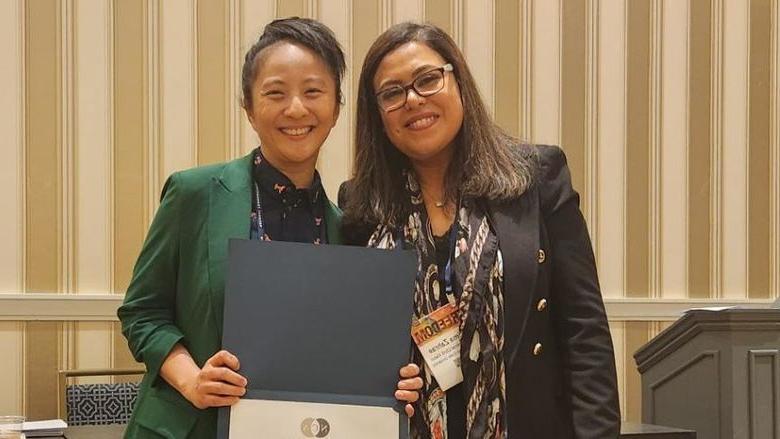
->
<box><xmin>367</xmin><ymin>171</ymin><xmax>507</xmax><ymax>439</ymax></box>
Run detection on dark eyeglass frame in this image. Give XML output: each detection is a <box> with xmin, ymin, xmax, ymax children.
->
<box><xmin>375</xmin><ymin>63</ymin><xmax>454</xmax><ymax>112</ymax></box>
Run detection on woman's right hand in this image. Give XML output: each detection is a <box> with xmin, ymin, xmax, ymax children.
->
<box><xmin>182</xmin><ymin>350</ymin><xmax>248</xmax><ymax>409</ymax></box>
<box><xmin>396</xmin><ymin>363</ymin><xmax>423</xmax><ymax>417</ymax></box>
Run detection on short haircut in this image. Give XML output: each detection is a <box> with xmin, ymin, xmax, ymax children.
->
<box><xmin>241</xmin><ymin>17</ymin><xmax>346</xmax><ymax>110</ymax></box>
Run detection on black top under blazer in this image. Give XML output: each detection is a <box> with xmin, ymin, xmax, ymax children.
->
<box><xmin>340</xmin><ymin>144</ymin><xmax>621</xmax><ymax>439</ymax></box>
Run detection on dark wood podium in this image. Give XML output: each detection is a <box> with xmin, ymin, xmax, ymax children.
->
<box><xmin>634</xmin><ymin>308</ymin><xmax>780</xmax><ymax>439</ymax></box>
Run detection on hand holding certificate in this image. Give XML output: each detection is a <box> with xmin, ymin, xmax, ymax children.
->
<box><xmin>219</xmin><ymin>239</ymin><xmax>417</xmax><ymax>438</ymax></box>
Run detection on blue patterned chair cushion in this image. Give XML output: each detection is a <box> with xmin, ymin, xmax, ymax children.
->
<box><xmin>66</xmin><ymin>382</ymin><xmax>140</xmax><ymax>425</ymax></box>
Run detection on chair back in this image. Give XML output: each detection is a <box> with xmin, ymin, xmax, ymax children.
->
<box><xmin>58</xmin><ymin>368</ymin><xmax>145</xmax><ymax>426</ymax></box>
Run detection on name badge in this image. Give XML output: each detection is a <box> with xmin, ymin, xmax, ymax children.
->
<box><xmin>411</xmin><ymin>303</ymin><xmax>463</xmax><ymax>391</ymax></box>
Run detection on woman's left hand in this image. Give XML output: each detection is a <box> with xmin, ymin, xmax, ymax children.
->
<box><xmin>395</xmin><ymin>363</ymin><xmax>423</xmax><ymax>417</ymax></box>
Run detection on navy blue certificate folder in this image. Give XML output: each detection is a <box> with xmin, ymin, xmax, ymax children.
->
<box><xmin>218</xmin><ymin>239</ymin><xmax>416</xmax><ymax>438</ymax></box>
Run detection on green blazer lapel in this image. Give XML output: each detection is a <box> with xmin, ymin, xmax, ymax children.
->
<box><xmin>324</xmin><ymin>200</ymin><xmax>343</xmax><ymax>245</ymax></box>
<box><xmin>207</xmin><ymin>153</ymin><xmax>253</xmax><ymax>337</ymax></box>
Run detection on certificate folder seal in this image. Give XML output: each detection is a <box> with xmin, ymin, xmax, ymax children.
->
<box><xmin>218</xmin><ymin>239</ymin><xmax>416</xmax><ymax>438</ymax></box>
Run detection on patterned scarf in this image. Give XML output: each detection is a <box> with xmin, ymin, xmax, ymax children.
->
<box><xmin>367</xmin><ymin>171</ymin><xmax>507</xmax><ymax>439</ymax></box>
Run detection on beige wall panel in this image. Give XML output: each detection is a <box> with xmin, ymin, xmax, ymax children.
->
<box><xmin>609</xmin><ymin>321</ymin><xmax>626</xmax><ymax>417</ymax></box>
<box><xmin>424</xmin><ymin>0</ymin><xmax>451</xmax><ymax>35</ymax></box>
<box><xmin>227</xmin><ymin>0</ymin><xmax>241</xmax><ymax>160</ymax></box>
<box><xmin>688</xmin><ymin>0</ymin><xmax>712</xmax><ymax>299</ymax></box>
<box><xmin>112</xmin><ymin>0</ymin><xmax>148</xmax><ymax>371</ymax></box>
<box><xmin>239</xmin><ymin>1</ymin><xmax>275</xmax><ymax>155</ymax></box>
<box><xmin>462</xmin><ymin>0</ymin><xmax>494</xmax><ymax>116</ymax></box>
<box><xmin>518</xmin><ymin>0</ymin><xmax>532</xmax><ymax>140</ymax></box>
<box><xmin>392</xmin><ymin>0</ymin><xmax>425</xmax><ymax>24</ymax></box>
<box><xmin>113</xmin><ymin>0</ymin><xmax>147</xmax><ymax>295</ymax></box>
<box><xmin>25</xmin><ymin>0</ymin><xmax>61</xmax><ymax>294</ymax></box>
<box><xmin>75</xmin><ymin>322</ymin><xmax>112</xmax><ymax>383</ymax></box>
<box><xmin>0</xmin><ymin>322</ymin><xmax>24</xmax><ymax>416</ymax></box>
<box><xmin>113</xmin><ymin>320</ymin><xmax>140</xmax><ymax>370</ymax></box>
<box><xmin>74</xmin><ymin>0</ymin><xmax>114</xmax><ymax>376</ymax></box>
<box><xmin>198</xmin><ymin>0</ymin><xmax>229</xmax><ymax>166</ymax></box>
<box><xmin>719</xmin><ymin>0</ymin><xmax>749</xmax><ymax>299</ymax></box>
<box><xmin>112</xmin><ymin>0</ymin><xmax>147</xmax><ymax>377</ymax></box>
<box><xmin>62</xmin><ymin>1</ymin><xmax>76</xmax><ymax>296</ymax></box>
<box><xmin>774</xmin><ymin>0</ymin><xmax>780</xmax><ymax>298</ymax></box>
<box><xmin>597</xmin><ymin>0</ymin><xmax>626</xmax><ymax>298</ymax></box>
<box><xmin>319</xmin><ymin>0</ymin><xmax>353</xmax><ymax>198</ymax></box>
<box><xmin>393</xmin><ymin>0</ymin><xmax>424</xmax><ymax>24</ymax></box>
<box><xmin>0</xmin><ymin>0</ymin><xmax>24</xmax><ymax>292</ymax></box>
<box><xmin>494</xmin><ymin>0</ymin><xmax>519</xmax><ymax>137</ymax></box>
<box><xmin>710</xmin><ymin>2</ymin><xmax>724</xmax><ymax>299</ymax></box>
<box><xmin>626</xmin><ymin>0</ymin><xmax>650</xmax><ymax>298</ymax></box>
<box><xmin>560</xmin><ymin>0</ymin><xmax>587</xmax><ymax>208</ymax></box>
<box><xmin>25</xmin><ymin>322</ymin><xmax>61</xmax><ymax>420</ymax></box>
<box><xmin>648</xmin><ymin>0</ymin><xmax>661</xmax><ymax>299</ymax></box>
<box><xmin>659</xmin><ymin>0</ymin><xmax>689</xmax><ymax>298</ymax></box>
<box><xmin>277</xmin><ymin>0</ymin><xmax>305</xmax><ymax>18</ymax></box>
<box><xmin>585</xmin><ymin>0</ymin><xmax>599</xmax><ymax>234</ymax></box>
<box><xmin>75</xmin><ymin>0</ymin><xmax>112</xmax><ymax>294</ymax></box>
<box><xmin>748</xmin><ymin>0</ymin><xmax>772</xmax><ymax>299</ymax></box>
<box><xmin>147</xmin><ymin>1</ymin><xmax>162</xmax><ymax>223</ymax></box>
<box><xmin>351</xmin><ymin>0</ymin><xmax>382</xmax><ymax>144</ymax></box>
<box><xmin>624</xmin><ymin>321</ymin><xmax>650</xmax><ymax>422</ymax></box>
<box><xmin>161</xmin><ymin>0</ymin><xmax>198</xmax><ymax>177</ymax></box>
<box><xmin>531</xmin><ymin>0</ymin><xmax>560</xmax><ymax>145</ymax></box>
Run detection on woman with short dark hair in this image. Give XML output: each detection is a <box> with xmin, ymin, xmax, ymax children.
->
<box><xmin>343</xmin><ymin>22</ymin><xmax>621</xmax><ymax>438</ymax></box>
<box><xmin>119</xmin><ymin>17</ymin><xmax>349</xmax><ymax>438</ymax></box>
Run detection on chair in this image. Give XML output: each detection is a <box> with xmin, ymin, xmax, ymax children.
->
<box><xmin>57</xmin><ymin>367</ymin><xmax>145</xmax><ymax>426</ymax></box>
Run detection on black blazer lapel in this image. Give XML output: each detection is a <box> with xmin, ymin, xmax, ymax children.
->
<box><xmin>207</xmin><ymin>155</ymin><xmax>252</xmax><ymax>339</ymax></box>
<box><xmin>488</xmin><ymin>188</ymin><xmax>540</xmax><ymax>372</ymax></box>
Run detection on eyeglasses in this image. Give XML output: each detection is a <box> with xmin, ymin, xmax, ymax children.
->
<box><xmin>375</xmin><ymin>64</ymin><xmax>454</xmax><ymax>112</ymax></box>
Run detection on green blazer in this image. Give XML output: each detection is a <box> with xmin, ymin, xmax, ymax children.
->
<box><xmin>118</xmin><ymin>153</ymin><xmax>342</xmax><ymax>438</ymax></box>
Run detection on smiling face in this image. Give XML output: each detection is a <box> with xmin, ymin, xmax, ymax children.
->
<box><xmin>372</xmin><ymin>42</ymin><xmax>464</xmax><ymax>167</ymax></box>
<box><xmin>245</xmin><ymin>41</ymin><xmax>339</xmax><ymax>171</ymax></box>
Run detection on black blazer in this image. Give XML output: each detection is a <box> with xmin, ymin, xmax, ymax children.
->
<box><xmin>340</xmin><ymin>144</ymin><xmax>620</xmax><ymax>439</ymax></box>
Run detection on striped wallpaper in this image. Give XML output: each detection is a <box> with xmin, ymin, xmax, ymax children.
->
<box><xmin>0</xmin><ymin>0</ymin><xmax>778</xmax><ymax>424</ymax></box>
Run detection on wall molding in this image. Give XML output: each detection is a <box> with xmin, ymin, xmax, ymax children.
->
<box><xmin>452</xmin><ymin>0</ymin><xmax>463</xmax><ymax>49</ymax></box>
<box><xmin>61</xmin><ymin>0</ymin><xmax>75</xmax><ymax>294</ymax></box>
<box><xmin>586</xmin><ymin>0</ymin><xmax>599</xmax><ymax>254</ymax></box>
<box><xmin>772</xmin><ymin>0</ymin><xmax>780</xmax><ymax>300</ymax></box>
<box><xmin>519</xmin><ymin>0</ymin><xmax>533</xmax><ymax>139</ymax></box>
<box><xmin>381</xmin><ymin>0</ymin><xmax>392</xmax><ymax>29</ymax></box>
<box><xmin>649</xmin><ymin>0</ymin><xmax>662</xmax><ymax>298</ymax></box>
<box><xmin>228</xmin><ymin>0</ymin><xmax>241</xmax><ymax>159</ymax></box>
<box><xmin>0</xmin><ymin>294</ymin><xmax>774</xmax><ymax>322</ymax></box>
<box><xmin>711</xmin><ymin>0</ymin><xmax>724</xmax><ymax>297</ymax></box>
<box><xmin>146</xmin><ymin>0</ymin><xmax>161</xmax><ymax>220</ymax></box>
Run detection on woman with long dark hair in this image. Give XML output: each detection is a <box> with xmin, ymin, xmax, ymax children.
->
<box><xmin>343</xmin><ymin>22</ymin><xmax>620</xmax><ymax>438</ymax></box>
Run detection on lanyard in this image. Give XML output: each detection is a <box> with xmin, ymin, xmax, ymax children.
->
<box><xmin>251</xmin><ymin>181</ymin><xmax>266</xmax><ymax>240</ymax></box>
<box><xmin>443</xmin><ymin>224</ymin><xmax>457</xmax><ymax>294</ymax></box>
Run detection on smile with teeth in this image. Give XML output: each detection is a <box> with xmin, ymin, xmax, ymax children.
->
<box><xmin>406</xmin><ymin>115</ymin><xmax>438</xmax><ymax>130</ymax></box>
<box><xmin>280</xmin><ymin>126</ymin><xmax>313</xmax><ymax>136</ymax></box>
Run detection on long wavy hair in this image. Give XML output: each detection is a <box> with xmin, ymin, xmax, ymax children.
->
<box><xmin>343</xmin><ymin>22</ymin><xmax>536</xmax><ymax>232</ymax></box>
